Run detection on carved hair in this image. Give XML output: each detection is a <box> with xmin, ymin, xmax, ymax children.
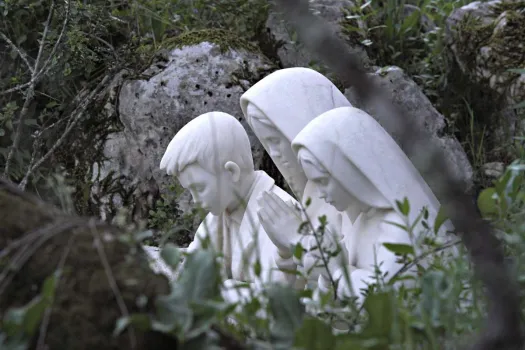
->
<box><xmin>160</xmin><ymin>111</ymin><xmax>254</xmax><ymax>176</ymax></box>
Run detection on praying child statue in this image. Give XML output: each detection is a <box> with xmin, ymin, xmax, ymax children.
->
<box><xmin>159</xmin><ymin>111</ymin><xmax>299</xmax><ymax>288</ymax></box>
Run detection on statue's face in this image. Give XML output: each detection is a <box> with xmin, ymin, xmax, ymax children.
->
<box><xmin>178</xmin><ymin>163</ymin><xmax>236</xmax><ymax>215</ymax></box>
<box><xmin>247</xmin><ymin>105</ymin><xmax>297</xmax><ymax>173</ymax></box>
<box><xmin>299</xmin><ymin>152</ymin><xmax>352</xmax><ymax>212</ymax></box>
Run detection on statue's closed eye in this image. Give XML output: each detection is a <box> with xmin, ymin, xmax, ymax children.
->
<box><xmin>191</xmin><ymin>184</ymin><xmax>205</xmax><ymax>192</ymax></box>
<box><xmin>316</xmin><ymin>178</ymin><xmax>329</xmax><ymax>186</ymax></box>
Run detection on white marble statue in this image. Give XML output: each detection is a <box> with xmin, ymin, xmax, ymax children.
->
<box><xmin>240</xmin><ymin>67</ymin><xmax>353</xmax><ymax>289</ymax></box>
<box><xmin>159</xmin><ymin>111</ymin><xmax>298</xmax><ymax>290</ymax></box>
<box><xmin>291</xmin><ymin>106</ymin><xmax>454</xmax><ymax>305</ymax></box>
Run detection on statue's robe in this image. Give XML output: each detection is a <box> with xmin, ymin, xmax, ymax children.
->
<box><xmin>186</xmin><ymin>170</ymin><xmax>298</xmax><ymax>285</ymax></box>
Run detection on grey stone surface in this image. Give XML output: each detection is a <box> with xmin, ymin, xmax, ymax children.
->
<box><xmin>482</xmin><ymin>161</ymin><xmax>505</xmax><ymax>179</ymax></box>
<box><xmin>93</xmin><ymin>42</ymin><xmax>276</xmax><ymax>225</ymax></box>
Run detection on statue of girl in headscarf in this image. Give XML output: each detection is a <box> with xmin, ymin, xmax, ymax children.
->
<box><xmin>291</xmin><ymin>106</ymin><xmax>455</xmax><ymax>304</ymax></box>
<box><xmin>240</xmin><ymin>67</ymin><xmax>353</xmax><ymax>289</ymax></box>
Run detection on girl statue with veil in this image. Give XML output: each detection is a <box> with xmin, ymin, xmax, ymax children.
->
<box><xmin>240</xmin><ymin>67</ymin><xmax>353</xmax><ymax>289</ymax></box>
<box><xmin>291</xmin><ymin>106</ymin><xmax>455</xmax><ymax>305</ymax></box>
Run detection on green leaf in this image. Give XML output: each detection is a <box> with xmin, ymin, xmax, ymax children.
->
<box><xmin>22</xmin><ymin>272</ymin><xmax>58</xmax><ymax>336</ymax></box>
<box><xmin>23</xmin><ymin>119</ymin><xmax>38</xmax><ymax>126</ymax></box>
<box><xmin>514</xmin><ymin>100</ymin><xmax>525</xmax><ymax>109</ymax></box>
<box><xmin>360</xmin><ymin>292</ymin><xmax>395</xmax><ymax>340</ymax></box>
<box><xmin>384</xmin><ymin>220</ymin><xmax>408</xmax><ymax>232</ymax></box>
<box><xmin>254</xmin><ymin>260</ymin><xmax>262</xmax><ymax>277</ymax></box>
<box><xmin>113</xmin><ymin>314</ymin><xmax>152</xmax><ymax>337</ymax></box>
<box><xmin>42</xmin><ymin>271</ymin><xmax>59</xmax><ymax>299</ymax></box>
<box><xmin>178</xmin><ymin>250</ymin><xmax>220</xmax><ymax>302</ymax></box>
<box><xmin>45</xmin><ymin>101</ymin><xmax>59</xmax><ymax>109</ymax></box>
<box><xmin>2</xmin><ymin>272</ymin><xmax>59</xmax><ymax>338</ymax></box>
<box><xmin>508</xmin><ymin>68</ymin><xmax>525</xmax><ymax>74</ymax></box>
<box><xmin>293</xmin><ymin>242</ymin><xmax>304</xmax><ymax>261</ymax></box>
<box><xmin>134</xmin><ymin>230</ymin><xmax>153</xmax><ymax>242</ymax></box>
<box><xmin>160</xmin><ymin>243</ymin><xmax>181</xmax><ymax>268</ymax></box>
<box><xmin>154</xmin><ymin>291</ymin><xmax>192</xmax><ymax>335</ymax></box>
<box><xmin>3</xmin><ymin>308</ymin><xmax>26</xmax><ymax>337</ymax></box>
<box><xmin>477</xmin><ymin>187</ymin><xmax>498</xmax><ymax>218</ymax></box>
<box><xmin>395</xmin><ymin>197</ymin><xmax>410</xmax><ymax>216</ymax></box>
<box><xmin>267</xmin><ymin>284</ymin><xmax>304</xmax><ymax>345</ymax></box>
<box><xmin>334</xmin><ymin>333</ymin><xmax>366</xmax><ymax>350</ymax></box>
<box><xmin>433</xmin><ymin>206</ymin><xmax>449</xmax><ymax>234</ymax></box>
<box><xmin>305</xmin><ymin>197</ymin><xmax>312</xmax><ymax>207</ymax></box>
<box><xmin>153</xmin><ymin>250</ymin><xmax>220</xmax><ymax>336</ymax></box>
<box><xmin>294</xmin><ymin>317</ymin><xmax>336</xmax><ymax>349</ymax></box>
<box><xmin>383</xmin><ymin>243</ymin><xmax>415</xmax><ymax>256</ymax></box>
<box><xmin>400</xmin><ymin>10</ymin><xmax>420</xmax><ymax>35</ymax></box>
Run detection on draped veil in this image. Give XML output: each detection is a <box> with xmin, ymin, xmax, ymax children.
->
<box><xmin>291</xmin><ymin>106</ymin><xmax>454</xmax><ymax>237</ymax></box>
<box><xmin>240</xmin><ymin>67</ymin><xmax>352</xmax><ymax>202</ymax></box>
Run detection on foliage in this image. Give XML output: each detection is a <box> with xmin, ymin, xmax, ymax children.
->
<box><xmin>115</xmin><ymin>168</ymin><xmax>525</xmax><ymax>349</ymax></box>
<box><xmin>342</xmin><ymin>0</ymin><xmax>470</xmax><ymax>97</ymax></box>
<box><xmin>0</xmin><ymin>0</ymin><xmax>270</xmax><ymax>214</ymax></box>
<box><xmin>147</xmin><ymin>182</ymin><xmax>206</xmax><ymax>247</ymax></box>
<box><xmin>0</xmin><ymin>271</ymin><xmax>59</xmax><ymax>349</ymax></box>
<box><xmin>340</xmin><ymin>0</ymin><xmax>512</xmax><ymax>173</ymax></box>
<box><xmin>1</xmin><ymin>0</ymin><xmax>524</xmax><ymax>349</ymax></box>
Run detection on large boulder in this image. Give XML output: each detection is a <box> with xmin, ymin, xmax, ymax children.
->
<box><xmin>344</xmin><ymin>66</ymin><xmax>474</xmax><ymax>191</ymax></box>
<box><xmin>445</xmin><ymin>0</ymin><xmax>525</xmax><ymax>156</ymax></box>
<box><xmin>92</xmin><ymin>30</ymin><xmax>277</xmax><ymax>237</ymax></box>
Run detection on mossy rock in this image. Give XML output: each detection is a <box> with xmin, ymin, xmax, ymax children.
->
<box><xmin>161</xmin><ymin>28</ymin><xmax>262</xmax><ymax>54</ymax></box>
<box><xmin>0</xmin><ymin>180</ymin><xmax>176</xmax><ymax>350</ymax></box>
<box><xmin>452</xmin><ymin>1</ymin><xmax>525</xmax><ymax>91</ymax></box>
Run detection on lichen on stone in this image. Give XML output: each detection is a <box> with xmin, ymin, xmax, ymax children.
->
<box><xmin>161</xmin><ymin>28</ymin><xmax>261</xmax><ymax>54</ymax></box>
<box><xmin>453</xmin><ymin>1</ymin><xmax>525</xmax><ymax>91</ymax></box>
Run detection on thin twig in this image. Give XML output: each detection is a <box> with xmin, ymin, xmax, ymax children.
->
<box><xmin>300</xmin><ymin>207</ymin><xmax>339</xmax><ymax>300</ymax></box>
<box><xmin>36</xmin><ymin>233</ymin><xmax>76</xmax><ymax>350</ymax></box>
<box><xmin>391</xmin><ymin>239</ymin><xmax>462</xmax><ymax>281</ymax></box>
<box><xmin>36</xmin><ymin>0</ymin><xmax>72</xmax><ymax>81</ymax></box>
<box><xmin>19</xmin><ymin>74</ymin><xmax>112</xmax><ymax>189</ymax></box>
<box><xmin>0</xmin><ymin>221</ymin><xmax>63</xmax><ymax>260</ymax></box>
<box><xmin>34</xmin><ymin>0</ymin><xmax>57</xmax><ymax>74</ymax></box>
<box><xmin>0</xmin><ymin>220</ymin><xmax>82</xmax><ymax>298</ymax></box>
<box><xmin>0</xmin><ymin>32</ymin><xmax>34</xmax><ymax>73</ymax></box>
<box><xmin>89</xmin><ymin>218</ymin><xmax>137</xmax><ymax>349</ymax></box>
<box><xmin>2</xmin><ymin>1</ymin><xmax>57</xmax><ymax>177</ymax></box>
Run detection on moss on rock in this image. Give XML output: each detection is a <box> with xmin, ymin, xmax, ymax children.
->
<box><xmin>453</xmin><ymin>1</ymin><xmax>525</xmax><ymax>86</ymax></box>
<box><xmin>161</xmin><ymin>29</ymin><xmax>261</xmax><ymax>54</ymax></box>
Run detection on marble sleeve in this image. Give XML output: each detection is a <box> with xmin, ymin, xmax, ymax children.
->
<box><xmin>335</xmin><ymin>219</ymin><xmax>411</xmax><ymax>305</ymax></box>
<box><xmin>186</xmin><ymin>213</ymin><xmax>220</xmax><ymax>254</ymax></box>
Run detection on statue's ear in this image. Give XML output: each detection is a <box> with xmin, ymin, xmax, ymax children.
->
<box><xmin>224</xmin><ymin>161</ymin><xmax>241</xmax><ymax>182</ymax></box>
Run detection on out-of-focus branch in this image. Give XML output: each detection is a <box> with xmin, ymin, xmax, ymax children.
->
<box><xmin>271</xmin><ymin>1</ymin><xmax>523</xmax><ymax>348</ymax></box>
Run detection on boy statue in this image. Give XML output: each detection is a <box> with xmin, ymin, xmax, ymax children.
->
<box><xmin>160</xmin><ymin>111</ymin><xmax>298</xmax><ymax>287</ymax></box>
